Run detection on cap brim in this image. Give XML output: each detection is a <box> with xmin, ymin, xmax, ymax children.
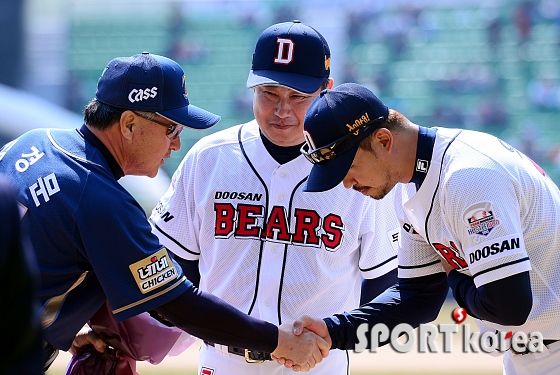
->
<box><xmin>247</xmin><ymin>70</ymin><xmax>325</xmax><ymax>94</ymax></box>
<box><xmin>159</xmin><ymin>104</ymin><xmax>221</xmax><ymax>130</ymax></box>
<box><xmin>303</xmin><ymin>144</ymin><xmax>358</xmax><ymax>192</ymax></box>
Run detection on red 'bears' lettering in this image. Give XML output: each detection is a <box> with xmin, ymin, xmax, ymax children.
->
<box><xmin>236</xmin><ymin>204</ymin><xmax>264</xmax><ymax>238</ymax></box>
<box><xmin>323</xmin><ymin>214</ymin><xmax>344</xmax><ymax>251</ymax></box>
<box><xmin>293</xmin><ymin>209</ymin><xmax>320</xmax><ymax>245</ymax></box>
<box><xmin>213</xmin><ymin>203</ymin><xmax>344</xmax><ymax>249</ymax></box>
<box><xmin>433</xmin><ymin>241</ymin><xmax>468</xmax><ymax>269</ymax></box>
<box><xmin>264</xmin><ymin>206</ymin><xmax>291</xmax><ymax>242</ymax></box>
<box><xmin>215</xmin><ymin>203</ymin><xmax>235</xmax><ymax>238</ymax></box>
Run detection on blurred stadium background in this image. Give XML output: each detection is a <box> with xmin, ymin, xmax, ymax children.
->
<box><xmin>2</xmin><ymin>1</ymin><xmax>558</xmax><ymax>373</ymax></box>
<box><xmin>3</xmin><ymin>0</ymin><xmax>560</xmax><ymax>210</ymax></box>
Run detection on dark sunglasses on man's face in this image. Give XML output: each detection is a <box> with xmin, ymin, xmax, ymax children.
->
<box><xmin>300</xmin><ymin>116</ymin><xmax>385</xmax><ymax>164</ymax></box>
<box><xmin>132</xmin><ymin>111</ymin><xmax>184</xmax><ymax>140</ymax></box>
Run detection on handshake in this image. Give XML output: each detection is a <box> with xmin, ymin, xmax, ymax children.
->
<box><xmin>70</xmin><ymin>315</ymin><xmax>333</xmax><ymax>373</ymax></box>
<box><xmin>272</xmin><ymin>316</ymin><xmax>331</xmax><ymax>372</ymax></box>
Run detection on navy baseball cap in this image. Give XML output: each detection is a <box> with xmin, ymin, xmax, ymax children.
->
<box><xmin>247</xmin><ymin>20</ymin><xmax>331</xmax><ymax>94</ymax></box>
<box><xmin>302</xmin><ymin>83</ymin><xmax>389</xmax><ymax>192</ymax></box>
<box><xmin>96</xmin><ymin>52</ymin><xmax>220</xmax><ymax>129</ymax></box>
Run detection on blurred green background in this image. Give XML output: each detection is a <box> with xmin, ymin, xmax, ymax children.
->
<box><xmin>3</xmin><ymin>0</ymin><xmax>560</xmax><ymax>205</ymax></box>
<box><xmin>3</xmin><ymin>1</ymin><xmax>553</xmax><ymax>373</ymax></box>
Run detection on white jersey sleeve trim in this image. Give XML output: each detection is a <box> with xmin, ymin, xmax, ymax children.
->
<box><xmin>361</xmin><ymin>255</ymin><xmax>398</xmax><ymax>279</ymax></box>
<box><xmin>472</xmin><ymin>257</ymin><xmax>532</xmax><ymax>287</ymax></box>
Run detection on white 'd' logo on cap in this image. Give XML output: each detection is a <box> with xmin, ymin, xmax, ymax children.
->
<box><xmin>303</xmin><ymin>130</ymin><xmax>317</xmax><ymax>150</ymax></box>
<box><xmin>274</xmin><ymin>38</ymin><xmax>294</xmax><ymax>65</ymax></box>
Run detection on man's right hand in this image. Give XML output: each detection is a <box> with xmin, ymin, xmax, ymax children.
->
<box><xmin>272</xmin><ymin>316</ymin><xmax>332</xmax><ymax>371</ymax></box>
<box><xmin>271</xmin><ymin>320</ymin><xmax>330</xmax><ymax>372</ymax></box>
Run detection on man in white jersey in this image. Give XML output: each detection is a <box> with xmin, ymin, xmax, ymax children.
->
<box><xmin>291</xmin><ymin>83</ymin><xmax>560</xmax><ymax>375</ymax></box>
<box><xmin>150</xmin><ymin>22</ymin><xmax>400</xmax><ymax>374</ymax></box>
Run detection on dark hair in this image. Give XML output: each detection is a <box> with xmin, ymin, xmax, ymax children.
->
<box><xmin>359</xmin><ymin>109</ymin><xmax>409</xmax><ymax>152</ymax></box>
<box><xmin>83</xmin><ymin>99</ymin><xmax>125</xmax><ymax>130</ymax></box>
<box><xmin>319</xmin><ymin>78</ymin><xmax>331</xmax><ymax>91</ymax></box>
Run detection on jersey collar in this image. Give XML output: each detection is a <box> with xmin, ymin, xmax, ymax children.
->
<box><xmin>79</xmin><ymin>124</ymin><xmax>125</xmax><ymax>180</ymax></box>
<box><xmin>410</xmin><ymin>126</ymin><xmax>437</xmax><ymax>190</ymax></box>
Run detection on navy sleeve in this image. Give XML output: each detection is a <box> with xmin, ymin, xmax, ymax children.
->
<box><xmin>174</xmin><ymin>257</ymin><xmax>200</xmax><ymax>288</ymax></box>
<box><xmin>325</xmin><ymin>272</ymin><xmax>448</xmax><ymax>350</ymax></box>
<box><xmin>447</xmin><ymin>270</ymin><xmax>532</xmax><ymax>326</ymax></box>
<box><xmin>155</xmin><ymin>285</ymin><xmax>278</xmax><ymax>353</ymax></box>
<box><xmin>360</xmin><ymin>269</ymin><xmax>398</xmax><ymax>306</ymax></box>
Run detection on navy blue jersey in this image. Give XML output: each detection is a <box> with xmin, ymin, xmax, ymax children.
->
<box><xmin>0</xmin><ymin>127</ymin><xmax>192</xmax><ymax>350</ymax></box>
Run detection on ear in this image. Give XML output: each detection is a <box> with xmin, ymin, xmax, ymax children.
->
<box><xmin>326</xmin><ymin>78</ymin><xmax>334</xmax><ymax>90</ymax></box>
<box><xmin>373</xmin><ymin>128</ymin><xmax>393</xmax><ymax>153</ymax></box>
<box><xmin>120</xmin><ymin>111</ymin><xmax>136</xmax><ymax>141</ymax></box>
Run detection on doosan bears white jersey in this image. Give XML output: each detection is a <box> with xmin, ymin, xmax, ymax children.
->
<box><xmin>150</xmin><ymin>120</ymin><xmax>399</xmax><ymax>373</ymax></box>
<box><xmin>393</xmin><ymin>127</ymin><xmax>560</xmax><ymax>339</ymax></box>
<box><xmin>151</xmin><ymin>120</ymin><xmax>398</xmax><ymax>321</ymax></box>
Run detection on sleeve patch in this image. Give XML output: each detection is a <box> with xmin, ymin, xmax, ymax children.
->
<box><xmin>128</xmin><ymin>248</ymin><xmax>178</xmax><ymax>294</ymax></box>
<box><xmin>464</xmin><ymin>234</ymin><xmax>524</xmax><ymax>269</ymax></box>
<box><xmin>463</xmin><ymin>201</ymin><xmax>501</xmax><ymax>238</ymax></box>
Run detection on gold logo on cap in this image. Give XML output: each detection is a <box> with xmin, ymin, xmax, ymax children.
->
<box><xmin>324</xmin><ymin>56</ymin><xmax>331</xmax><ymax>70</ymax></box>
<box><xmin>182</xmin><ymin>75</ymin><xmax>188</xmax><ymax>99</ymax></box>
<box><xmin>346</xmin><ymin>112</ymin><xmax>370</xmax><ymax>135</ymax></box>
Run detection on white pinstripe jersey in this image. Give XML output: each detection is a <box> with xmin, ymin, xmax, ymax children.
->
<box><xmin>150</xmin><ymin>120</ymin><xmax>399</xmax><ymax>324</ymax></box>
<box><xmin>394</xmin><ymin>127</ymin><xmax>560</xmax><ymax>338</ymax></box>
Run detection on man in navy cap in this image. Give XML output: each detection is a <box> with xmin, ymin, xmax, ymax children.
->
<box><xmin>285</xmin><ymin>83</ymin><xmax>560</xmax><ymax>375</ymax></box>
<box><xmin>149</xmin><ymin>22</ymin><xmax>400</xmax><ymax>374</ymax></box>
<box><xmin>0</xmin><ymin>52</ymin><xmax>329</xmax><ymax>372</ymax></box>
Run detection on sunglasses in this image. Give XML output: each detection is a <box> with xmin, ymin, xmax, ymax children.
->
<box><xmin>300</xmin><ymin>116</ymin><xmax>385</xmax><ymax>164</ymax></box>
<box><xmin>132</xmin><ymin>111</ymin><xmax>184</xmax><ymax>140</ymax></box>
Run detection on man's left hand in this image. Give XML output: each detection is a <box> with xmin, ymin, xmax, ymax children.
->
<box><xmin>69</xmin><ymin>327</ymin><xmax>107</xmax><ymax>355</ymax></box>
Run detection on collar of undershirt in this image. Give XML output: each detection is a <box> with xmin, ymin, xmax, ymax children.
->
<box><xmin>260</xmin><ymin>130</ymin><xmax>304</xmax><ymax>165</ymax></box>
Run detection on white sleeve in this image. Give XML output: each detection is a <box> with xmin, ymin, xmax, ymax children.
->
<box><xmin>150</xmin><ymin>147</ymin><xmax>201</xmax><ymax>260</ymax></box>
<box><xmin>442</xmin><ymin>168</ymin><xmax>531</xmax><ymax>287</ymax></box>
<box><xmin>358</xmin><ymin>188</ymin><xmax>399</xmax><ymax>279</ymax></box>
<box><xmin>394</xmin><ymin>183</ymin><xmax>446</xmax><ymax>278</ymax></box>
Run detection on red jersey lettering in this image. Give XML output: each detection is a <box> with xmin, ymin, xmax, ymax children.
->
<box><xmin>433</xmin><ymin>241</ymin><xmax>468</xmax><ymax>269</ymax></box>
<box><xmin>323</xmin><ymin>214</ymin><xmax>344</xmax><ymax>251</ymax></box>
<box><xmin>292</xmin><ymin>209</ymin><xmax>321</xmax><ymax>245</ymax></box>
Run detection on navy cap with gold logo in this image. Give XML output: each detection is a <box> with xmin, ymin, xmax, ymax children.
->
<box><xmin>247</xmin><ymin>21</ymin><xmax>331</xmax><ymax>94</ymax></box>
<box><xmin>302</xmin><ymin>83</ymin><xmax>389</xmax><ymax>192</ymax></box>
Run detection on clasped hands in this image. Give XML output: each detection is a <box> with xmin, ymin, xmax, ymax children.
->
<box><xmin>70</xmin><ymin>316</ymin><xmax>331</xmax><ymax>373</ymax></box>
<box><xmin>271</xmin><ymin>316</ymin><xmax>332</xmax><ymax>372</ymax></box>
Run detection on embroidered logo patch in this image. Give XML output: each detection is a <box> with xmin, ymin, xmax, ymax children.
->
<box><xmin>415</xmin><ymin>159</ymin><xmax>429</xmax><ymax>173</ymax></box>
<box><xmin>463</xmin><ymin>202</ymin><xmax>500</xmax><ymax>237</ymax></box>
<box><xmin>129</xmin><ymin>248</ymin><xmax>177</xmax><ymax>294</ymax></box>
